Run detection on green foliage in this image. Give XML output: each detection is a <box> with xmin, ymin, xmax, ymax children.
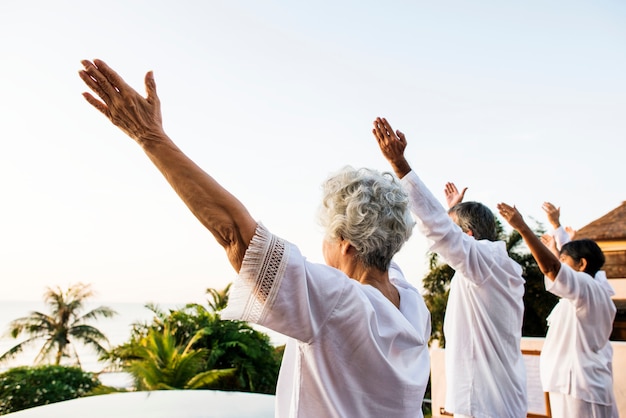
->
<box><xmin>506</xmin><ymin>229</ymin><xmax>560</xmax><ymax>336</ymax></box>
<box><xmin>422</xmin><ymin>253</ymin><xmax>454</xmax><ymax>346</ymax></box>
<box><xmin>0</xmin><ymin>365</ymin><xmax>100</xmax><ymax>415</ymax></box>
<box><xmin>107</xmin><ymin>287</ymin><xmax>282</xmax><ymax>394</ymax></box>
<box><xmin>127</xmin><ymin>324</ymin><xmax>236</xmax><ymax>390</ymax></box>
<box><xmin>0</xmin><ymin>283</ymin><xmax>117</xmax><ymax>367</ymax></box>
<box><xmin>206</xmin><ymin>283</ymin><xmax>231</xmax><ymax>312</ymax></box>
<box><xmin>422</xmin><ymin>221</ymin><xmax>559</xmax><ymax>347</ymax></box>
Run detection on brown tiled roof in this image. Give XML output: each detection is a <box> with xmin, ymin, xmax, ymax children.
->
<box><xmin>576</xmin><ymin>201</ymin><xmax>626</xmax><ymax>241</ymax></box>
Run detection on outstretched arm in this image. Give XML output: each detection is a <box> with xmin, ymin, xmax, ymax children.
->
<box><xmin>372</xmin><ymin>117</ymin><xmax>412</xmax><ymax>179</ymax></box>
<box><xmin>444</xmin><ymin>182</ymin><xmax>467</xmax><ymax>208</ymax></box>
<box><xmin>497</xmin><ymin>203</ymin><xmax>561</xmax><ymax>281</ymax></box>
<box><xmin>78</xmin><ymin>59</ymin><xmax>257</xmax><ymax>272</ymax></box>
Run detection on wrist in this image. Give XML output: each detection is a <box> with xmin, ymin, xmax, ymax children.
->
<box><xmin>390</xmin><ymin>159</ymin><xmax>411</xmax><ymax>179</ymax></box>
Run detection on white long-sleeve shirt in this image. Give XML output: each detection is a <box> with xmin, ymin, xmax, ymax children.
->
<box><xmin>400</xmin><ymin>171</ymin><xmax>527</xmax><ymax>418</ymax></box>
<box><xmin>222</xmin><ymin>224</ymin><xmax>431</xmax><ymax>418</ymax></box>
<box><xmin>541</xmin><ymin>264</ymin><xmax>617</xmax><ymax>405</ymax></box>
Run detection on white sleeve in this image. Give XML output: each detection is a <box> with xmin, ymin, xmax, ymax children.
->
<box><xmin>551</xmin><ymin>225</ymin><xmax>571</xmax><ymax>251</ymax></box>
<box><xmin>221</xmin><ymin>223</ymin><xmax>348</xmax><ymax>342</ymax></box>
<box><xmin>400</xmin><ymin>171</ymin><xmax>499</xmax><ymax>286</ymax></box>
<box><xmin>545</xmin><ymin>264</ymin><xmax>593</xmax><ymax>309</ymax></box>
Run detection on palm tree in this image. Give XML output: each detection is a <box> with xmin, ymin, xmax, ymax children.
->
<box><xmin>206</xmin><ymin>283</ymin><xmax>231</xmax><ymax>312</ymax></box>
<box><xmin>109</xmin><ymin>295</ymin><xmax>282</xmax><ymax>394</ymax></box>
<box><xmin>0</xmin><ymin>283</ymin><xmax>117</xmax><ymax>366</ymax></box>
<box><xmin>128</xmin><ymin>324</ymin><xmax>235</xmax><ymax>390</ymax></box>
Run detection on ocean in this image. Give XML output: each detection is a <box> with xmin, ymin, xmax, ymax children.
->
<box><xmin>0</xmin><ymin>300</ymin><xmax>287</xmax><ymax>388</ymax></box>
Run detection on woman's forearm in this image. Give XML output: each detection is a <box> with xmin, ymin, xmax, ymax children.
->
<box><xmin>140</xmin><ymin>134</ymin><xmax>257</xmax><ymax>272</ymax></box>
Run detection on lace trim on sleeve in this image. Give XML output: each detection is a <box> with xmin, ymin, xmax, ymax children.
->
<box><xmin>221</xmin><ymin>223</ymin><xmax>289</xmax><ymax>323</ymax></box>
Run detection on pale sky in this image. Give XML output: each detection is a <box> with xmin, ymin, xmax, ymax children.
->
<box><xmin>1</xmin><ymin>1</ymin><xmax>625</xmax><ymax>303</ymax></box>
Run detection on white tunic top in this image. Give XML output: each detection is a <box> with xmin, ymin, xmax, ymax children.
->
<box><xmin>541</xmin><ymin>264</ymin><xmax>617</xmax><ymax>405</ymax></box>
<box><xmin>221</xmin><ymin>224</ymin><xmax>431</xmax><ymax>418</ymax></box>
<box><xmin>400</xmin><ymin>171</ymin><xmax>527</xmax><ymax>418</ymax></box>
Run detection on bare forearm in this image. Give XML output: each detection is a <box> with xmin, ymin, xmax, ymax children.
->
<box><xmin>141</xmin><ymin>134</ymin><xmax>257</xmax><ymax>271</ymax></box>
<box><xmin>517</xmin><ymin>224</ymin><xmax>561</xmax><ymax>281</ymax></box>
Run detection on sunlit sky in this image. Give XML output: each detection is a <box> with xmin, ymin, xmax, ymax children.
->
<box><xmin>1</xmin><ymin>1</ymin><xmax>625</xmax><ymax>303</ymax></box>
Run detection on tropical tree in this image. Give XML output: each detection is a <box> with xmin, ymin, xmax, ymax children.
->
<box><xmin>107</xmin><ymin>286</ymin><xmax>282</xmax><ymax>394</ymax></box>
<box><xmin>422</xmin><ymin>220</ymin><xmax>559</xmax><ymax>347</ymax></box>
<box><xmin>0</xmin><ymin>283</ymin><xmax>117</xmax><ymax>367</ymax></box>
<box><xmin>206</xmin><ymin>283</ymin><xmax>231</xmax><ymax>312</ymax></box>
<box><xmin>128</xmin><ymin>323</ymin><xmax>236</xmax><ymax>390</ymax></box>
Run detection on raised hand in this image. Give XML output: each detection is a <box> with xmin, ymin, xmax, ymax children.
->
<box><xmin>565</xmin><ymin>226</ymin><xmax>577</xmax><ymax>240</ymax></box>
<box><xmin>499</xmin><ymin>202</ymin><xmax>561</xmax><ymax>280</ymax></box>
<box><xmin>79</xmin><ymin>59</ymin><xmax>165</xmax><ymax>144</ymax></box>
<box><xmin>444</xmin><ymin>182</ymin><xmax>468</xmax><ymax>208</ymax></box>
<box><xmin>541</xmin><ymin>202</ymin><xmax>561</xmax><ymax>229</ymax></box>
<box><xmin>78</xmin><ymin>59</ymin><xmax>257</xmax><ymax>270</ymax></box>
<box><xmin>540</xmin><ymin>233</ymin><xmax>559</xmax><ymax>257</ymax></box>
<box><xmin>497</xmin><ymin>203</ymin><xmax>528</xmax><ymax>232</ymax></box>
<box><xmin>372</xmin><ymin>117</ymin><xmax>411</xmax><ymax>178</ymax></box>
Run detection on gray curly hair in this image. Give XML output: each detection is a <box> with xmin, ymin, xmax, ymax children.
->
<box><xmin>318</xmin><ymin>166</ymin><xmax>415</xmax><ymax>271</ymax></box>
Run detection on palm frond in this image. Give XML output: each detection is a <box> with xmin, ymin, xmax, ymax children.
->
<box><xmin>186</xmin><ymin>368</ymin><xmax>237</xmax><ymax>389</ymax></box>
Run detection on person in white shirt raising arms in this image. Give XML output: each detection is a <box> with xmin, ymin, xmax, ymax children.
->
<box><xmin>78</xmin><ymin>60</ymin><xmax>431</xmax><ymax>418</ymax></box>
<box><xmin>372</xmin><ymin>117</ymin><xmax>527</xmax><ymax>418</ymax></box>
<box><xmin>498</xmin><ymin>202</ymin><xmax>618</xmax><ymax>418</ymax></box>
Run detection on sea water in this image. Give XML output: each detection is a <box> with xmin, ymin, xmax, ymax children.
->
<box><xmin>0</xmin><ymin>300</ymin><xmax>287</xmax><ymax>388</ymax></box>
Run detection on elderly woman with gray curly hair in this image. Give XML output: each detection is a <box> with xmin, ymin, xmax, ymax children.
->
<box><xmin>78</xmin><ymin>59</ymin><xmax>431</xmax><ymax>418</ymax></box>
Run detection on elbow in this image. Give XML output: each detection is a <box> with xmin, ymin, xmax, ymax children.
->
<box><xmin>215</xmin><ymin>222</ymin><xmax>252</xmax><ymax>272</ymax></box>
<box><xmin>541</xmin><ymin>262</ymin><xmax>561</xmax><ymax>281</ymax></box>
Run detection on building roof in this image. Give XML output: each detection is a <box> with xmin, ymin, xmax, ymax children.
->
<box><xmin>576</xmin><ymin>201</ymin><xmax>626</xmax><ymax>241</ymax></box>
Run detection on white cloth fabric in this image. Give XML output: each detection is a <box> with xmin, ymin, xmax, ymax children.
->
<box><xmin>549</xmin><ymin>392</ymin><xmax>618</xmax><ymax>418</ymax></box>
<box><xmin>221</xmin><ymin>224</ymin><xmax>431</xmax><ymax>418</ymax></box>
<box><xmin>595</xmin><ymin>270</ymin><xmax>617</xmax><ymax>297</ymax></box>
<box><xmin>541</xmin><ymin>264</ymin><xmax>618</xmax><ymax>415</ymax></box>
<box><xmin>400</xmin><ymin>171</ymin><xmax>527</xmax><ymax>418</ymax></box>
<box><xmin>548</xmin><ymin>227</ymin><xmax>616</xmax><ymax>297</ymax></box>
<box><xmin>550</xmin><ymin>225</ymin><xmax>572</xmax><ymax>252</ymax></box>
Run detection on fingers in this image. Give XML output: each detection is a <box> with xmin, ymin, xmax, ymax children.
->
<box><xmin>79</xmin><ymin>64</ymin><xmax>111</xmax><ymax>103</ymax></box>
<box><xmin>92</xmin><ymin>59</ymin><xmax>136</xmax><ymax>98</ymax></box>
<box><xmin>542</xmin><ymin>202</ymin><xmax>559</xmax><ymax>214</ymax></box>
<box><xmin>372</xmin><ymin>118</ymin><xmax>385</xmax><ymax>141</ymax></box>
<box><xmin>81</xmin><ymin>92</ymin><xmax>109</xmax><ymax>117</ymax></box>
<box><xmin>396</xmin><ymin>130</ymin><xmax>407</xmax><ymax>144</ymax></box>
<box><xmin>373</xmin><ymin>117</ymin><xmax>396</xmax><ymax>139</ymax></box>
<box><xmin>444</xmin><ymin>183</ymin><xmax>467</xmax><ymax>197</ymax></box>
<box><xmin>497</xmin><ymin>202</ymin><xmax>514</xmax><ymax>217</ymax></box>
<box><xmin>80</xmin><ymin>60</ymin><xmax>120</xmax><ymax>102</ymax></box>
<box><xmin>144</xmin><ymin>71</ymin><xmax>160</xmax><ymax>105</ymax></box>
<box><xmin>445</xmin><ymin>182</ymin><xmax>457</xmax><ymax>195</ymax></box>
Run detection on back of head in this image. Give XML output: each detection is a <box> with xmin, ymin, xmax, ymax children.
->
<box><xmin>448</xmin><ymin>201</ymin><xmax>497</xmax><ymax>241</ymax></box>
<box><xmin>318</xmin><ymin>166</ymin><xmax>415</xmax><ymax>271</ymax></box>
<box><xmin>560</xmin><ymin>239</ymin><xmax>605</xmax><ymax>277</ymax></box>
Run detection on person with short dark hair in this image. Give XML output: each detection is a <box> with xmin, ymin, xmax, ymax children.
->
<box><xmin>498</xmin><ymin>202</ymin><xmax>618</xmax><ymax>418</ymax></box>
<box><xmin>373</xmin><ymin>117</ymin><xmax>527</xmax><ymax>418</ymax></box>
